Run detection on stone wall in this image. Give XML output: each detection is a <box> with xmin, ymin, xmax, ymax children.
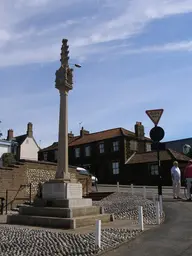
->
<box><xmin>0</xmin><ymin>160</ymin><xmax>91</xmax><ymax>209</ymax></box>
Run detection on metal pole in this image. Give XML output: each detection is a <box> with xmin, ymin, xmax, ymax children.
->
<box><xmin>29</xmin><ymin>183</ymin><xmax>32</xmax><ymax>205</ymax></box>
<box><xmin>157</xmin><ymin>142</ymin><xmax>162</xmax><ymax>198</ymax></box>
<box><xmin>5</xmin><ymin>190</ymin><xmax>8</xmax><ymax>214</ymax></box>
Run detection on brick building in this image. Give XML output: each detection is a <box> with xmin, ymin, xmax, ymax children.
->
<box><xmin>38</xmin><ymin>122</ymin><xmax>152</xmax><ymax>184</ymax></box>
<box><xmin>124</xmin><ymin>148</ymin><xmax>191</xmax><ymax>186</ymax></box>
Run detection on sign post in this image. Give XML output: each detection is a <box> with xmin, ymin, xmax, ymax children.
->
<box><xmin>146</xmin><ymin>109</ymin><xmax>164</xmax><ymax>199</ymax></box>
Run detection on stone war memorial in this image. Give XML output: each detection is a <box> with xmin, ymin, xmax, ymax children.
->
<box><xmin>7</xmin><ymin>39</ymin><xmax>113</xmax><ymax>229</ymax></box>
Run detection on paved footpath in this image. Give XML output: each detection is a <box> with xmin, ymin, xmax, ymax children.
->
<box><xmin>103</xmin><ymin>200</ymin><xmax>192</xmax><ymax>256</ymax></box>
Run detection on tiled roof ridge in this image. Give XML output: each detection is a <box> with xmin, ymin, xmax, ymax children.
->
<box><xmin>167</xmin><ymin>148</ymin><xmax>177</xmax><ymax>160</ymax></box>
<box><xmin>81</xmin><ymin>127</ymin><xmax>131</xmax><ymax>136</ymax></box>
<box><xmin>167</xmin><ymin>148</ymin><xmax>191</xmax><ymax>160</ymax></box>
<box><xmin>120</xmin><ymin>127</ymin><xmax>135</xmax><ymax>135</ymax></box>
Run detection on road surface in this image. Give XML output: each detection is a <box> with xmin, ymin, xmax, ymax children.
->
<box><xmin>102</xmin><ymin>199</ymin><xmax>192</xmax><ymax>256</ymax></box>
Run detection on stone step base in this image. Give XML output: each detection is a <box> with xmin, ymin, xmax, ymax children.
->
<box><xmin>34</xmin><ymin>198</ymin><xmax>92</xmax><ymax>208</ymax></box>
<box><xmin>19</xmin><ymin>206</ymin><xmax>102</xmax><ymax>218</ymax></box>
<box><xmin>7</xmin><ymin>213</ymin><xmax>113</xmax><ymax>229</ymax></box>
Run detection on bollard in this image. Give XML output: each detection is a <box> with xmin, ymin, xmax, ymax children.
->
<box><xmin>95</xmin><ymin>220</ymin><xmax>101</xmax><ymax>248</ymax></box>
<box><xmin>138</xmin><ymin>206</ymin><xmax>144</xmax><ymax>231</ymax></box>
<box><xmin>159</xmin><ymin>195</ymin><xmax>163</xmax><ymax>216</ymax></box>
<box><xmin>156</xmin><ymin>201</ymin><xmax>160</xmax><ymax>225</ymax></box>
<box><xmin>131</xmin><ymin>184</ymin><xmax>134</xmax><ymax>195</ymax></box>
<box><xmin>143</xmin><ymin>186</ymin><xmax>146</xmax><ymax>199</ymax></box>
<box><xmin>117</xmin><ymin>182</ymin><xmax>119</xmax><ymax>192</ymax></box>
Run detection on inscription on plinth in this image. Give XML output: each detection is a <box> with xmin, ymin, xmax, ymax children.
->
<box><xmin>66</xmin><ymin>183</ymin><xmax>82</xmax><ymax>199</ymax></box>
<box><xmin>42</xmin><ymin>182</ymin><xmax>83</xmax><ymax>200</ymax></box>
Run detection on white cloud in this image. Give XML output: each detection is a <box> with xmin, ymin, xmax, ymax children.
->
<box><xmin>120</xmin><ymin>40</ymin><xmax>192</xmax><ymax>55</ymax></box>
<box><xmin>0</xmin><ymin>0</ymin><xmax>192</xmax><ymax>67</ymax></box>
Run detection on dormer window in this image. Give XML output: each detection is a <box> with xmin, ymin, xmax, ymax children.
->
<box><xmin>130</xmin><ymin>140</ymin><xmax>138</xmax><ymax>151</ymax></box>
<box><xmin>113</xmin><ymin>141</ymin><xmax>119</xmax><ymax>152</ymax></box>
<box><xmin>146</xmin><ymin>143</ymin><xmax>151</xmax><ymax>152</ymax></box>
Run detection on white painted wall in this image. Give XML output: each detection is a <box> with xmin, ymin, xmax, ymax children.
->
<box><xmin>20</xmin><ymin>137</ymin><xmax>39</xmax><ymax>161</ymax></box>
<box><xmin>0</xmin><ymin>144</ymin><xmax>11</xmax><ymax>158</ymax></box>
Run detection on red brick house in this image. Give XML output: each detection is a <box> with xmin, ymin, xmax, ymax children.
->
<box><xmin>124</xmin><ymin>148</ymin><xmax>191</xmax><ymax>186</ymax></box>
<box><xmin>38</xmin><ymin>122</ymin><xmax>152</xmax><ymax>184</ymax></box>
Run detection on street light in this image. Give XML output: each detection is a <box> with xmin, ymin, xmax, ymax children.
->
<box><xmin>69</xmin><ymin>63</ymin><xmax>82</xmax><ymax>68</ymax></box>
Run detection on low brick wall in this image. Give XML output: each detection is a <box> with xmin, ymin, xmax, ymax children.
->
<box><xmin>0</xmin><ymin>160</ymin><xmax>92</xmax><ymax>209</ymax></box>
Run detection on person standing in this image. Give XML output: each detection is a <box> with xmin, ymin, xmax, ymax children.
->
<box><xmin>171</xmin><ymin>161</ymin><xmax>181</xmax><ymax>199</ymax></box>
<box><xmin>184</xmin><ymin>160</ymin><xmax>192</xmax><ymax>201</ymax></box>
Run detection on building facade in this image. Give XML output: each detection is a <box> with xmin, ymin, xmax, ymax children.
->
<box><xmin>6</xmin><ymin>122</ymin><xmax>40</xmax><ymax>161</ymax></box>
<box><xmin>39</xmin><ymin>122</ymin><xmax>152</xmax><ymax>184</ymax></box>
<box><xmin>124</xmin><ymin>148</ymin><xmax>190</xmax><ymax>186</ymax></box>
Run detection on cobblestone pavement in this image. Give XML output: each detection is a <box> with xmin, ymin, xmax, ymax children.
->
<box><xmin>0</xmin><ymin>194</ymin><xmax>159</xmax><ymax>256</ymax></box>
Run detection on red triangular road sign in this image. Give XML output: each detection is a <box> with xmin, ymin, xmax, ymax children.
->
<box><xmin>146</xmin><ymin>109</ymin><xmax>164</xmax><ymax>126</ymax></box>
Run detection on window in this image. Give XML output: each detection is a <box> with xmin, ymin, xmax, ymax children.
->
<box><xmin>146</xmin><ymin>143</ymin><xmax>151</xmax><ymax>152</ymax></box>
<box><xmin>75</xmin><ymin>148</ymin><xmax>80</xmax><ymax>158</ymax></box>
<box><xmin>130</xmin><ymin>140</ymin><xmax>138</xmax><ymax>151</ymax></box>
<box><xmin>99</xmin><ymin>143</ymin><xmax>104</xmax><ymax>153</ymax></box>
<box><xmin>150</xmin><ymin>165</ymin><xmax>159</xmax><ymax>175</ymax></box>
<box><xmin>113</xmin><ymin>141</ymin><xmax>119</xmax><ymax>152</ymax></box>
<box><xmin>43</xmin><ymin>152</ymin><xmax>48</xmax><ymax>161</ymax></box>
<box><xmin>112</xmin><ymin>162</ymin><xmax>119</xmax><ymax>175</ymax></box>
<box><xmin>54</xmin><ymin>150</ymin><xmax>58</xmax><ymax>161</ymax></box>
<box><xmin>85</xmin><ymin>145</ymin><xmax>91</xmax><ymax>157</ymax></box>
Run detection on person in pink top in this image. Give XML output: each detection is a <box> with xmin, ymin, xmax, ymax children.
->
<box><xmin>184</xmin><ymin>160</ymin><xmax>192</xmax><ymax>201</ymax></box>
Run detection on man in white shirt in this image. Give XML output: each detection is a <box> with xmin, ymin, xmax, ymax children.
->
<box><xmin>171</xmin><ymin>161</ymin><xmax>181</xmax><ymax>199</ymax></box>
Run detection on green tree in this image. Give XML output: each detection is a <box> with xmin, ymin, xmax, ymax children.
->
<box><xmin>2</xmin><ymin>153</ymin><xmax>16</xmax><ymax>167</ymax></box>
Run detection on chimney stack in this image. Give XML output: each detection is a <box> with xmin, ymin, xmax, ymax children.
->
<box><xmin>68</xmin><ymin>131</ymin><xmax>74</xmax><ymax>138</ymax></box>
<box><xmin>134</xmin><ymin>122</ymin><xmax>145</xmax><ymax>138</ymax></box>
<box><xmin>80</xmin><ymin>127</ymin><xmax>89</xmax><ymax>137</ymax></box>
<box><xmin>27</xmin><ymin>122</ymin><xmax>33</xmax><ymax>137</ymax></box>
<box><xmin>7</xmin><ymin>129</ymin><xmax>14</xmax><ymax>141</ymax></box>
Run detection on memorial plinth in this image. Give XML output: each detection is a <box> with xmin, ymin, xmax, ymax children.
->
<box><xmin>42</xmin><ymin>180</ymin><xmax>83</xmax><ymax>200</ymax></box>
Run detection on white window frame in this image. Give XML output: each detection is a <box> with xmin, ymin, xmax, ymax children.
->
<box><xmin>112</xmin><ymin>162</ymin><xmax>119</xmax><ymax>175</ymax></box>
<box><xmin>150</xmin><ymin>164</ymin><xmax>159</xmax><ymax>175</ymax></box>
<box><xmin>85</xmin><ymin>145</ymin><xmax>91</xmax><ymax>157</ymax></box>
<box><xmin>146</xmin><ymin>143</ymin><xmax>151</xmax><ymax>152</ymax></box>
<box><xmin>43</xmin><ymin>152</ymin><xmax>48</xmax><ymax>161</ymax></box>
<box><xmin>113</xmin><ymin>141</ymin><xmax>119</xmax><ymax>152</ymax></box>
<box><xmin>99</xmin><ymin>143</ymin><xmax>104</xmax><ymax>153</ymax></box>
<box><xmin>75</xmin><ymin>147</ymin><xmax>80</xmax><ymax>158</ymax></box>
<box><xmin>130</xmin><ymin>140</ymin><xmax>138</xmax><ymax>151</ymax></box>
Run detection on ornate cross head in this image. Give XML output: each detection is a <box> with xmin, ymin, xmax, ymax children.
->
<box><xmin>60</xmin><ymin>39</ymin><xmax>69</xmax><ymax>67</ymax></box>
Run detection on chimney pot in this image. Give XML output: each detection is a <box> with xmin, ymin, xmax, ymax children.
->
<box><xmin>80</xmin><ymin>127</ymin><xmax>89</xmax><ymax>137</ymax></box>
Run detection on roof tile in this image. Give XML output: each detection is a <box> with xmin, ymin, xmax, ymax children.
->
<box><xmin>127</xmin><ymin>149</ymin><xmax>191</xmax><ymax>164</ymax></box>
<box><xmin>40</xmin><ymin>127</ymin><xmax>151</xmax><ymax>151</ymax></box>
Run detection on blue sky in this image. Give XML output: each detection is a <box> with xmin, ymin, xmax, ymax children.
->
<box><xmin>0</xmin><ymin>0</ymin><xmax>192</xmax><ymax>148</ymax></box>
